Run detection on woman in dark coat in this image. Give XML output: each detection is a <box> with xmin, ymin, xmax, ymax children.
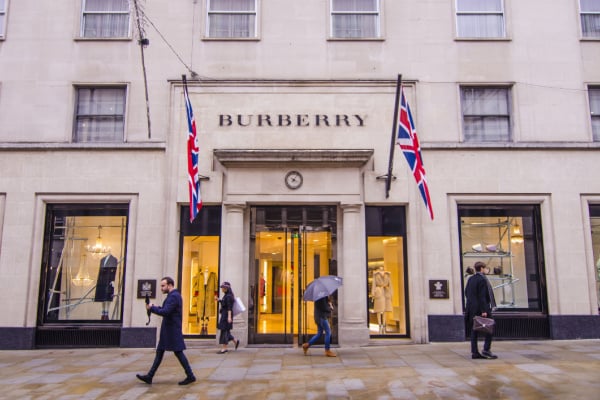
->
<box><xmin>136</xmin><ymin>277</ymin><xmax>196</xmax><ymax>385</ymax></box>
<box><xmin>216</xmin><ymin>281</ymin><xmax>240</xmax><ymax>354</ymax></box>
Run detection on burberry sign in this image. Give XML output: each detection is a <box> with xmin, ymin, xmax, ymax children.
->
<box><xmin>219</xmin><ymin>114</ymin><xmax>367</xmax><ymax>128</ymax></box>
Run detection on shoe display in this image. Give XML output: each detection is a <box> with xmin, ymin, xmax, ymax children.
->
<box><xmin>178</xmin><ymin>376</ymin><xmax>196</xmax><ymax>385</ymax></box>
<box><xmin>471</xmin><ymin>353</ymin><xmax>485</xmax><ymax>359</ymax></box>
<box><xmin>302</xmin><ymin>343</ymin><xmax>309</xmax><ymax>355</ymax></box>
<box><xmin>325</xmin><ymin>350</ymin><xmax>337</xmax><ymax>357</ymax></box>
<box><xmin>235</xmin><ymin>339</ymin><xmax>240</xmax><ymax>350</ymax></box>
<box><xmin>481</xmin><ymin>350</ymin><xmax>498</xmax><ymax>359</ymax></box>
<box><xmin>136</xmin><ymin>374</ymin><xmax>152</xmax><ymax>384</ymax></box>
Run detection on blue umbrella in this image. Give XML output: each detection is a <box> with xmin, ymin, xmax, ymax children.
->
<box><xmin>303</xmin><ymin>275</ymin><xmax>343</xmax><ymax>301</ymax></box>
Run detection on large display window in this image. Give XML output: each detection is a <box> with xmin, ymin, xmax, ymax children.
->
<box><xmin>459</xmin><ymin>205</ymin><xmax>547</xmax><ymax>312</ymax></box>
<box><xmin>38</xmin><ymin>204</ymin><xmax>128</xmax><ymax>323</ymax></box>
<box><xmin>179</xmin><ymin>205</ymin><xmax>222</xmax><ymax>337</ymax></box>
<box><xmin>365</xmin><ymin>206</ymin><xmax>409</xmax><ymax>337</ymax></box>
<box><xmin>590</xmin><ymin>205</ymin><xmax>600</xmax><ymax>311</ymax></box>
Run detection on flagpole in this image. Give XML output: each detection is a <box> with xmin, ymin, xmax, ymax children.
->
<box><xmin>385</xmin><ymin>74</ymin><xmax>402</xmax><ymax>198</ymax></box>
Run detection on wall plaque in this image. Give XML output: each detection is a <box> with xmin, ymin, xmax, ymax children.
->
<box><xmin>429</xmin><ymin>280</ymin><xmax>449</xmax><ymax>299</ymax></box>
<box><xmin>137</xmin><ymin>279</ymin><xmax>157</xmax><ymax>299</ymax></box>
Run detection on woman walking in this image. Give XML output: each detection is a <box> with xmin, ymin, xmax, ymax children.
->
<box><xmin>216</xmin><ymin>281</ymin><xmax>240</xmax><ymax>354</ymax></box>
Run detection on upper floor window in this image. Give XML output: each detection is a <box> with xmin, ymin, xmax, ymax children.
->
<box><xmin>81</xmin><ymin>0</ymin><xmax>130</xmax><ymax>38</ymax></box>
<box><xmin>330</xmin><ymin>0</ymin><xmax>380</xmax><ymax>39</ymax></box>
<box><xmin>590</xmin><ymin>86</ymin><xmax>600</xmax><ymax>141</ymax></box>
<box><xmin>0</xmin><ymin>0</ymin><xmax>7</xmax><ymax>39</ymax></box>
<box><xmin>207</xmin><ymin>0</ymin><xmax>257</xmax><ymax>39</ymax></box>
<box><xmin>460</xmin><ymin>86</ymin><xmax>511</xmax><ymax>142</ymax></box>
<box><xmin>74</xmin><ymin>86</ymin><xmax>126</xmax><ymax>143</ymax></box>
<box><xmin>581</xmin><ymin>0</ymin><xmax>600</xmax><ymax>38</ymax></box>
<box><xmin>456</xmin><ymin>0</ymin><xmax>505</xmax><ymax>39</ymax></box>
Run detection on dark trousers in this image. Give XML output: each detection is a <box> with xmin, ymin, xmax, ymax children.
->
<box><xmin>470</xmin><ymin>329</ymin><xmax>493</xmax><ymax>354</ymax></box>
<box><xmin>148</xmin><ymin>349</ymin><xmax>194</xmax><ymax>378</ymax></box>
<box><xmin>219</xmin><ymin>329</ymin><xmax>235</xmax><ymax>345</ymax></box>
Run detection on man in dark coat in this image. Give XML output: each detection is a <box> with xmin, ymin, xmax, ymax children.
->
<box><xmin>465</xmin><ymin>261</ymin><xmax>498</xmax><ymax>360</ymax></box>
<box><xmin>136</xmin><ymin>277</ymin><xmax>196</xmax><ymax>385</ymax></box>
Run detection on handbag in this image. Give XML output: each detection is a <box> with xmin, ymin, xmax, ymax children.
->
<box><xmin>232</xmin><ymin>297</ymin><xmax>246</xmax><ymax>316</ymax></box>
<box><xmin>472</xmin><ymin>315</ymin><xmax>495</xmax><ymax>334</ymax></box>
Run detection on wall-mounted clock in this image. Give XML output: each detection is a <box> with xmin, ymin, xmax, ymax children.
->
<box><xmin>284</xmin><ymin>170</ymin><xmax>303</xmax><ymax>190</ymax></box>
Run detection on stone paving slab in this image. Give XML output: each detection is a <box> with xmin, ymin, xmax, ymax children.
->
<box><xmin>0</xmin><ymin>340</ymin><xmax>599</xmax><ymax>399</ymax></box>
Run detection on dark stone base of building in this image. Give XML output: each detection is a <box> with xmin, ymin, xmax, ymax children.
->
<box><xmin>0</xmin><ymin>327</ymin><xmax>156</xmax><ymax>349</ymax></box>
<box><xmin>549</xmin><ymin>315</ymin><xmax>600</xmax><ymax>339</ymax></box>
<box><xmin>428</xmin><ymin>315</ymin><xmax>465</xmax><ymax>342</ymax></box>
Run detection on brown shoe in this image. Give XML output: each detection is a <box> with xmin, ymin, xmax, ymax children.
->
<box><xmin>302</xmin><ymin>343</ymin><xmax>309</xmax><ymax>355</ymax></box>
<box><xmin>325</xmin><ymin>350</ymin><xmax>337</xmax><ymax>357</ymax></box>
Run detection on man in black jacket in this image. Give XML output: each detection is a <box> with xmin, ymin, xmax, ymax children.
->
<box><xmin>465</xmin><ymin>261</ymin><xmax>498</xmax><ymax>359</ymax></box>
<box><xmin>302</xmin><ymin>296</ymin><xmax>336</xmax><ymax>357</ymax></box>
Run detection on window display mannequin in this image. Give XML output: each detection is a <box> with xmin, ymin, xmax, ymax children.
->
<box><xmin>94</xmin><ymin>252</ymin><xmax>118</xmax><ymax>320</ymax></box>
<box><xmin>193</xmin><ymin>267</ymin><xmax>216</xmax><ymax>335</ymax></box>
<box><xmin>372</xmin><ymin>266</ymin><xmax>393</xmax><ymax>333</ymax></box>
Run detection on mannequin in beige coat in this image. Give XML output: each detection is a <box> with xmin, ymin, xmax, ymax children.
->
<box><xmin>372</xmin><ymin>267</ymin><xmax>393</xmax><ymax>333</ymax></box>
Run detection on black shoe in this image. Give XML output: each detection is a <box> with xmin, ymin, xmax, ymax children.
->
<box><xmin>136</xmin><ymin>374</ymin><xmax>152</xmax><ymax>384</ymax></box>
<box><xmin>235</xmin><ymin>339</ymin><xmax>240</xmax><ymax>350</ymax></box>
<box><xmin>178</xmin><ymin>376</ymin><xmax>196</xmax><ymax>385</ymax></box>
<box><xmin>482</xmin><ymin>350</ymin><xmax>498</xmax><ymax>359</ymax></box>
<box><xmin>471</xmin><ymin>353</ymin><xmax>485</xmax><ymax>359</ymax></box>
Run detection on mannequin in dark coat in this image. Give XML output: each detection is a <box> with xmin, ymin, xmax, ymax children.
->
<box><xmin>136</xmin><ymin>277</ymin><xmax>196</xmax><ymax>385</ymax></box>
<box><xmin>465</xmin><ymin>262</ymin><xmax>498</xmax><ymax>359</ymax></box>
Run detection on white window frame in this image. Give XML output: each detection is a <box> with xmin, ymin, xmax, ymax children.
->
<box><xmin>580</xmin><ymin>0</ymin><xmax>600</xmax><ymax>39</ymax></box>
<box><xmin>460</xmin><ymin>85</ymin><xmax>512</xmax><ymax>143</ymax></box>
<box><xmin>0</xmin><ymin>0</ymin><xmax>8</xmax><ymax>39</ymax></box>
<box><xmin>205</xmin><ymin>0</ymin><xmax>258</xmax><ymax>39</ymax></box>
<box><xmin>80</xmin><ymin>0</ymin><xmax>131</xmax><ymax>39</ymax></box>
<box><xmin>330</xmin><ymin>0</ymin><xmax>381</xmax><ymax>39</ymax></box>
<box><xmin>455</xmin><ymin>0</ymin><xmax>506</xmax><ymax>39</ymax></box>
<box><xmin>589</xmin><ymin>86</ymin><xmax>600</xmax><ymax>141</ymax></box>
<box><xmin>73</xmin><ymin>85</ymin><xmax>127</xmax><ymax>143</ymax></box>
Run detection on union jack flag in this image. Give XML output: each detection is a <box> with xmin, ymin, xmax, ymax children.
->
<box><xmin>397</xmin><ymin>88</ymin><xmax>434</xmax><ymax>220</ymax></box>
<box><xmin>184</xmin><ymin>81</ymin><xmax>202</xmax><ymax>222</ymax></box>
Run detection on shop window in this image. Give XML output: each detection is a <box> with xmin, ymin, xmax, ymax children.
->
<box><xmin>73</xmin><ymin>86</ymin><xmax>126</xmax><ymax>143</ymax></box>
<box><xmin>81</xmin><ymin>0</ymin><xmax>130</xmax><ymax>38</ymax></box>
<box><xmin>589</xmin><ymin>86</ymin><xmax>600</xmax><ymax>141</ymax></box>
<box><xmin>459</xmin><ymin>205</ymin><xmax>547</xmax><ymax>313</ymax></box>
<box><xmin>206</xmin><ymin>0</ymin><xmax>257</xmax><ymax>39</ymax></box>
<box><xmin>580</xmin><ymin>0</ymin><xmax>600</xmax><ymax>38</ymax></box>
<box><xmin>179</xmin><ymin>205</ymin><xmax>222</xmax><ymax>336</ymax></box>
<box><xmin>365</xmin><ymin>206</ymin><xmax>409</xmax><ymax>337</ymax></box>
<box><xmin>456</xmin><ymin>0</ymin><xmax>506</xmax><ymax>39</ymax></box>
<box><xmin>38</xmin><ymin>204</ymin><xmax>129</xmax><ymax>324</ymax></box>
<box><xmin>0</xmin><ymin>0</ymin><xmax>8</xmax><ymax>39</ymax></box>
<box><xmin>461</xmin><ymin>86</ymin><xmax>511</xmax><ymax>142</ymax></box>
<box><xmin>590</xmin><ymin>205</ymin><xmax>600</xmax><ymax>311</ymax></box>
<box><xmin>330</xmin><ymin>0</ymin><xmax>380</xmax><ymax>39</ymax></box>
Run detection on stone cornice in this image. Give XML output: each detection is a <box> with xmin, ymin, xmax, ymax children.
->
<box><xmin>213</xmin><ymin>149</ymin><xmax>374</xmax><ymax>167</ymax></box>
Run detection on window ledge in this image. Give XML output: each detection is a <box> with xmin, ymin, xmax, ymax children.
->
<box><xmin>201</xmin><ymin>37</ymin><xmax>260</xmax><ymax>41</ymax></box>
<box><xmin>0</xmin><ymin>142</ymin><xmax>166</xmax><ymax>151</ymax></box>
<box><xmin>422</xmin><ymin>142</ymin><xmax>600</xmax><ymax>150</ymax></box>
<box><xmin>327</xmin><ymin>37</ymin><xmax>385</xmax><ymax>42</ymax></box>
<box><xmin>74</xmin><ymin>37</ymin><xmax>132</xmax><ymax>42</ymax></box>
<box><xmin>454</xmin><ymin>37</ymin><xmax>511</xmax><ymax>42</ymax></box>
<box><xmin>580</xmin><ymin>37</ymin><xmax>600</xmax><ymax>42</ymax></box>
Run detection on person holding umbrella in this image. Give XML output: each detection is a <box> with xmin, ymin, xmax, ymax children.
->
<box><xmin>302</xmin><ymin>275</ymin><xmax>342</xmax><ymax>357</ymax></box>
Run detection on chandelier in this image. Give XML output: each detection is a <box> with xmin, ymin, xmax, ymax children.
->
<box><xmin>72</xmin><ymin>254</ymin><xmax>94</xmax><ymax>287</ymax></box>
<box><xmin>86</xmin><ymin>225</ymin><xmax>110</xmax><ymax>256</ymax></box>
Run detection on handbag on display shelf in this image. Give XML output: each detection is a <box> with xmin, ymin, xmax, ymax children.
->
<box><xmin>473</xmin><ymin>316</ymin><xmax>495</xmax><ymax>335</ymax></box>
<box><xmin>232</xmin><ymin>297</ymin><xmax>246</xmax><ymax>316</ymax></box>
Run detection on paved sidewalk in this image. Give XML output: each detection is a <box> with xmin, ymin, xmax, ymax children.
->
<box><xmin>0</xmin><ymin>340</ymin><xmax>599</xmax><ymax>399</ymax></box>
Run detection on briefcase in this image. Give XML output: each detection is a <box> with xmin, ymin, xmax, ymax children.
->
<box><xmin>473</xmin><ymin>316</ymin><xmax>495</xmax><ymax>334</ymax></box>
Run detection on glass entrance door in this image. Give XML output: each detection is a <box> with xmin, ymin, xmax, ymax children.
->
<box><xmin>248</xmin><ymin>206</ymin><xmax>337</xmax><ymax>345</ymax></box>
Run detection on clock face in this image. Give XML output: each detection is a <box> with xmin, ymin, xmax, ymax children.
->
<box><xmin>285</xmin><ymin>171</ymin><xmax>303</xmax><ymax>189</ymax></box>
